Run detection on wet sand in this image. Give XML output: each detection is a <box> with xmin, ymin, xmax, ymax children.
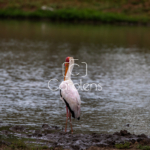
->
<box><xmin>0</xmin><ymin>122</ymin><xmax>150</xmax><ymax>150</ymax></box>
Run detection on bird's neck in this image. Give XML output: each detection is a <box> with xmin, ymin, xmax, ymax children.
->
<box><xmin>65</xmin><ymin>62</ymin><xmax>74</xmax><ymax>81</ymax></box>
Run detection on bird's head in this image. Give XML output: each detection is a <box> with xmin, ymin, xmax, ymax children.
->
<box><xmin>65</xmin><ymin>56</ymin><xmax>70</xmax><ymax>67</ymax></box>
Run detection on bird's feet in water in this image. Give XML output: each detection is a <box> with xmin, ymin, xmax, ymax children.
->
<box><xmin>65</xmin><ymin>130</ymin><xmax>73</xmax><ymax>134</ymax></box>
<box><xmin>69</xmin><ymin>130</ymin><xmax>73</xmax><ymax>134</ymax></box>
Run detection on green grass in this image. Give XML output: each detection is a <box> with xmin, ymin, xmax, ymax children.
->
<box><xmin>0</xmin><ymin>126</ymin><xmax>11</xmax><ymax>131</ymax></box>
<box><xmin>0</xmin><ymin>138</ymin><xmax>51</xmax><ymax>150</ymax></box>
<box><xmin>115</xmin><ymin>142</ymin><xmax>130</xmax><ymax>149</ymax></box>
<box><xmin>0</xmin><ymin>8</ymin><xmax>149</xmax><ymax>24</ymax></box>
<box><xmin>0</xmin><ymin>0</ymin><xmax>150</xmax><ymax>24</ymax></box>
<box><xmin>0</xmin><ymin>130</ymin><xmax>50</xmax><ymax>150</ymax></box>
<box><xmin>137</xmin><ymin>145</ymin><xmax>150</xmax><ymax>150</ymax></box>
<box><xmin>10</xmin><ymin>140</ymin><xmax>27</xmax><ymax>149</ymax></box>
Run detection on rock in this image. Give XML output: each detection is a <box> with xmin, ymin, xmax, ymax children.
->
<box><xmin>0</xmin><ymin>140</ymin><xmax>11</xmax><ymax>146</ymax></box>
<box><xmin>43</xmin><ymin>129</ymin><xmax>54</xmax><ymax>134</ymax></box>
<box><xmin>130</xmin><ymin>139</ymin><xmax>136</xmax><ymax>144</ymax></box>
<box><xmin>113</xmin><ymin>131</ymin><xmax>120</xmax><ymax>136</ymax></box>
<box><xmin>10</xmin><ymin>125</ymin><xmax>26</xmax><ymax>132</ymax></box>
<box><xmin>114</xmin><ymin>130</ymin><xmax>131</xmax><ymax>136</ymax></box>
<box><xmin>42</xmin><ymin>124</ymin><xmax>50</xmax><ymax>129</ymax></box>
<box><xmin>27</xmin><ymin>134</ymin><xmax>32</xmax><ymax>137</ymax></box>
<box><xmin>139</xmin><ymin>139</ymin><xmax>150</xmax><ymax>145</ymax></box>
<box><xmin>125</xmin><ymin>124</ymin><xmax>130</xmax><ymax>127</ymax></box>
<box><xmin>1</xmin><ymin>130</ymin><xmax>9</xmax><ymax>135</ymax></box>
<box><xmin>107</xmin><ymin>138</ymin><xmax>115</xmax><ymax>145</ymax></box>
<box><xmin>51</xmin><ymin>126</ymin><xmax>60</xmax><ymax>130</ymax></box>
<box><xmin>71</xmin><ymin>145</ymin><xmax>80</xmax><ymax>150</ymax></box>
<box><xmin>138</xmin><ymin>134</ymin><xmax>147</xmax><ymax>138</ymax></box>
<box><xmin>38</xmin><ymin>134</ymin><xmax>42</xmax><ymax>137</ymax></box>
<box><xmin>92</xmin><ymin>138</ymin><xmax>100</xmax><ymax>142</ymax></box>
<box><xmin>120</xmin><ymin>130</ymin><xmax>131</xmax><ymax>136</ymax></box>
<box><xmin>137</xmin><ymin>138</ymin><xmax>143</xmax><ymax>142</ymax></box>
<box><xmin>33</xmin><ymin>129</ymin><xmax>42</xmax><ymax>137</ymax></box>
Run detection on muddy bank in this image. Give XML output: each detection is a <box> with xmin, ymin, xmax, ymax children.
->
<box><xmin>0</xmin><ymin>122</ymin><xmax>150</xmax><ymax>150</ymax></box>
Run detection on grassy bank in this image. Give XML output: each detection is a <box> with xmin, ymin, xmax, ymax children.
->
<box><xmin>0</xmin><ymin>9</ymin><xmax>149</xmax><ymax>24</ymax></box>
<box><xmin>0</xmin><ymin>0</ymin><xmax>150</xmax><ymax>24</ymax></box>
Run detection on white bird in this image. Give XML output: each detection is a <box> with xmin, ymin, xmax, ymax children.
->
<box><xmin>59</xmin><ymin>57</ymin><xmax>81</xmax><ymax>133</ymax></box>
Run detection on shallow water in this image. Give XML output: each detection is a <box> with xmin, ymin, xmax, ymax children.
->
<box><xmin>0</xmin><ymin>20</ymin><xmax>150</xmax><ymax>135</ymax></box>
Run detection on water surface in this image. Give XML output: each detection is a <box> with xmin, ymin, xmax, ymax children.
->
<box><xmin>0</xmin><ymin>20</ymin><xmax>150</xmax><ymax>135</ymax></box>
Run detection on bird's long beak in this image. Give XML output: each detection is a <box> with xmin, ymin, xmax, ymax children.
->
<box><xmin>64</xmin><ymin>63</ymin><xmax>69</xmax><ymax>81</ymax></box>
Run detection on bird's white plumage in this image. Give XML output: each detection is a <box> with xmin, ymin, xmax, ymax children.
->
<box><xmin>59</xmin><ymin>79</ymin><xmax>81</xmax><ymax>119</ymax></box>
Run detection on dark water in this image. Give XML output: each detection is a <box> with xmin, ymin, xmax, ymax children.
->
<box><xmin>0</xmin><ymin>20</ymin><xmax>150</xmax><ymax>135</ymax></box>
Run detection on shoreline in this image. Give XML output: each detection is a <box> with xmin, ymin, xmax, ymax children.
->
<box><xmin>1</xmin><ymin>0</ymin><xmax>150</xmax><ymax>26</ymax></box>
<box><xmin>0</xmin><ymin>9</ymin><xmax>150</xmax><ymax>26</ymax></box>
<box><xmin>0</xmin><ymin>123</ymin><xmax>150</xmax><ymax>150</ymax></box>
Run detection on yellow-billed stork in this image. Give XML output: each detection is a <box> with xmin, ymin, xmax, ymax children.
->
<box><xmin>59</xmin><ymin>57</ymin><xmax>81</xmax><ymax>133</ymax></box>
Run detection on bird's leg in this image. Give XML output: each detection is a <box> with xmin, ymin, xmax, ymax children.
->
<box><xmin>65</xmin><ymin>106</ymin><xmax>69</xmax><ymax>132</ymax></box>
<box><xmin>69</xmin><ymin>111</ymin><xmax>73</xmax><ymax>134</ymax></box>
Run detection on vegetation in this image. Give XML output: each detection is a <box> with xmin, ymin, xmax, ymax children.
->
<box><xmin>0</xmin><ymin>129</ymin><xmax>50</xmax><ymax>150</ymax></box>
<box><xmin>0</xmin><ymin>0</ymin><xmax>150</xmax><ymax>24</ymax></box>
<box><xmin>10</xmin><ymin>140</ymin><xmax>27</xmax><ymax>149</ymax></box>
<box><xmin>115</xmin><ymin>142</ymin><xmax>130</xmax><ymax>149</ymax></box>
<box><xmin>137</xmin><ymin>145</ymin><xmax>150</xmax><ymax>150</ymax></box>
<box><xmin>0</xmin><ymin>139</ymin><xmax>53</xmax><ymax>150</ymax></box>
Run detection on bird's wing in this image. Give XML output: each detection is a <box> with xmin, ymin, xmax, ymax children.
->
<box><xmin>59</xmin><ymin>80</ymin><xmax>81</xmax><ymax>119</ymax></box>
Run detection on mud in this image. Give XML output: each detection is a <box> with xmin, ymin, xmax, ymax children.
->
<box><xmin>0</xmin><ymin>122</ymin><xmax>150</xmax><ymax>150</ymax></box>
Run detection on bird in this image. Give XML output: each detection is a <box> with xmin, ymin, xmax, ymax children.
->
<box><xmin>59</xmin><ymin>57</ymin><xmax>81</xmax><ymax>133</ymax></box>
